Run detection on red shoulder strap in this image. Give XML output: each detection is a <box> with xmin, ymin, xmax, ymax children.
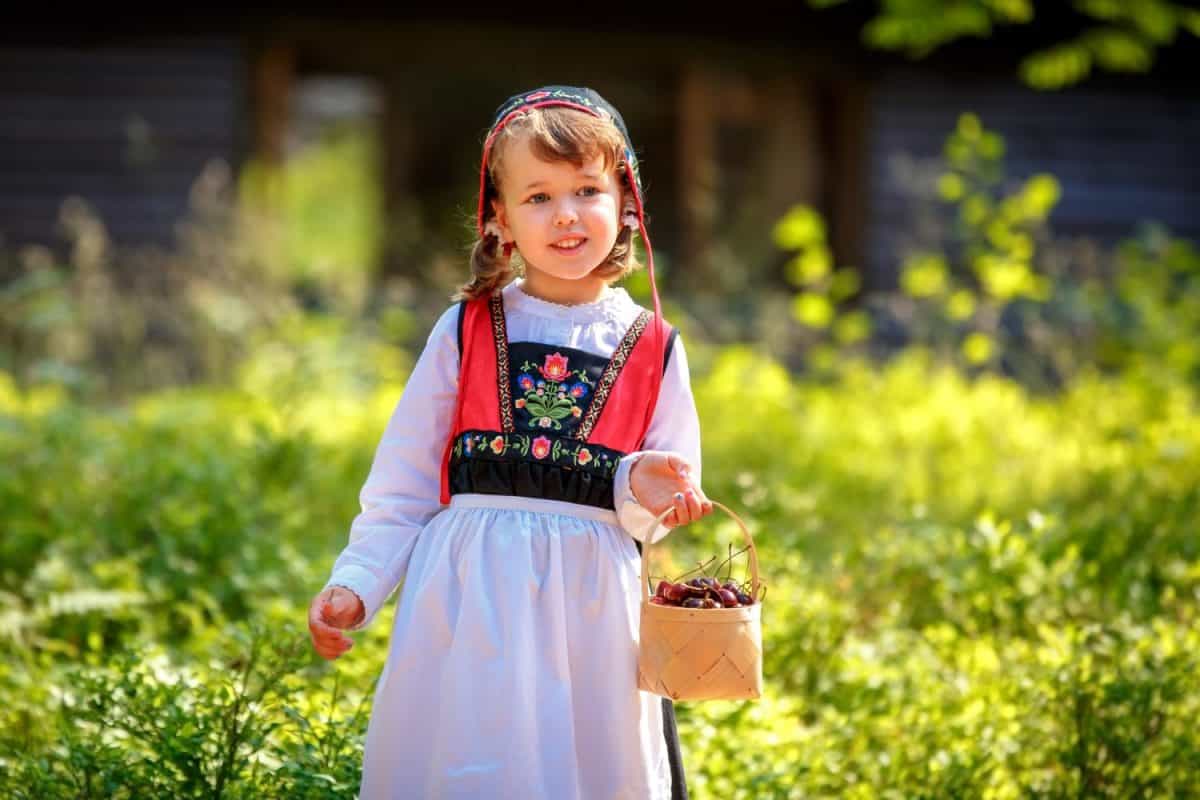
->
<box><xmin>439</xmin><ymin>296</ymin><xmax>501</xmax><ymax>504</ymax></box>
<box><xmin>587</xmin><ymin>315</ymin><xmax>673</xmax><ymax>452</ymax></box>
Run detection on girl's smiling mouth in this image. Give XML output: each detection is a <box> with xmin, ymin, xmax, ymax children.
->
<box><xmin>551</xmin><ymin>237</ymin><xmax>587</xmax><ymax>253</ymax></box>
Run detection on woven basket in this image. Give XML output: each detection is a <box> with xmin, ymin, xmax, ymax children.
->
<box><xmin>636</xmin><ymin>501</ymin><xmax>763</xmax><ymax>702</ymax></box>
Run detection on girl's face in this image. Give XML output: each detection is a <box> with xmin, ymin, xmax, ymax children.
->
<box><xmin>491</xmin><ymin>135</ymin><xmax>623</xmax><ymax>284</ymax></box>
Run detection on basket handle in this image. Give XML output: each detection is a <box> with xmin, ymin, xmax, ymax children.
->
<box><xmin>638</xmin><ymin>500</ymin><xmax>760</xmax><ymax>602</ymax></box>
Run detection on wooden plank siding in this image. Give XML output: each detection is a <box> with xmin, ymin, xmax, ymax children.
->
<box><xmin>0</xmin><ymin>41</ymin><xmax>244</xmax><ymax>250</ymax></box>
<box><xmin>862</xmin><ymin>66</ymin><xmax>1200</xmax><ymax>290</ymax></box>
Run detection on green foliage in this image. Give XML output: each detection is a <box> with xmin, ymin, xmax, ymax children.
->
<box><xmin>239</xmin><ymin>122</ymin><xmax>384</xmax><ymax>312</ymax></box>
<box><xmin>8</xmin><ymin>335</ymin><xmax>1198</xmax><ymax>796</ymax></box>
<box><xmin>0</xmin><ymin>122</ymin><xmax>388</xmax><ymax>404</ymax></box>
<box><xmin>809</xmin><ymin>0</ymin><xmax>1200</xmax><ymax>89</ymax></box>
<box><xmin>776</xmin><ymin>113</ymin><xmax>1200</xmax><ymax>389</ymax></box>
<box><xmin>0</xmin><ymin>624</ymin><xmax>370</xmax><ymax>799</ymax></box>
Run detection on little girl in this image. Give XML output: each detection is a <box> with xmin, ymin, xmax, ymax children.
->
<box><xmin>308</xmin><ymin>85</ymin><xmax>713</xmax><ymax>800</ymax></box>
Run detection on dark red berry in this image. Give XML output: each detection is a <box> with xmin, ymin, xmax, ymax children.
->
<box><xmin>664</xmin><ymin>583</ymin><xmax>691</xmax><ymax>603</ymax></box>
<box><xmin>736</xmin><ymin>592</ymin><xmax>753</xmax><ymax>605</ymax></box>
<box><xmin>649</xmin><ymin>596</ymin><xmax>668</xmax><ymax>605</ymax></box>
<box><xmin>682</xmin><ymin>597</ymin><xmax>704</xmax><ymax>609</ymax></box>
<box><xmin>655</xmin><ymin>580</ymin><xmax>671</xmax><ymax>598</ymax></box>
<box><xmin>700</xmin><ymin>598</ymin><xmax>720</xmax><ymax>609</ymax></box>
<box><xmin>717</xmin><ymin>589</ymin><xmax>739</xmax><ymax>607</ymax></box>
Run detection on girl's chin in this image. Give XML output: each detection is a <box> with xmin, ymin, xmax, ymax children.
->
<box><xmin>526</xmin><ymin>262</ymin><xmax>605</xmax><ymax>283</ymax></box>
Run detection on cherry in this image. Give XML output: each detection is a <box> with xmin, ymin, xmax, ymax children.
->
<box><xmin>717</xmin><ymin>588</ymin><xmax>739</xmax><ymax>608</ymax></box>
<box><xmin>682</xmin><ymin>598</ymin><xmax>704</xmax><ymax>609</ymax></box>
<box><xmin>664</xmin><ymin>583</ymin><xmax>691</xmax><ymax>603</ymax></box>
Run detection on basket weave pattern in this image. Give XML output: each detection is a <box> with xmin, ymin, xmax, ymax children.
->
<box><xmin>636</xmin><ymin>502</ymin><xmax>764</xmax><ymax>701</ymax></box>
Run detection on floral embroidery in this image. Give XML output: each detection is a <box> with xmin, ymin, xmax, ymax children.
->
<box><xmin>515</xmin><ymin>352</ymin><xmax>595</xmax><ymax>433</ymax></box>
<box><xmin>542</xmin><ymin>353</ymin><xmax>569</xmax><ymax>381</ymax></box>
<box><xmin>451</xmin><ymin>430</ymin><xmax>622</xmax><ymax>479</ymax></box>
<box><xmin>487</xmin><ymin>295</ymin><xmax>654</xmax><ymax>441</ymax></box>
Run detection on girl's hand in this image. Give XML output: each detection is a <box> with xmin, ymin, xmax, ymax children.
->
<box><xmin>629</xmin><ymin>452</ymin><xmax>714</xmax><ymax>529</ymax></box>
<box><xmin>308</xmin><ymin>586</ymin><xmax>365</xmax><ymax>660</ymax></box>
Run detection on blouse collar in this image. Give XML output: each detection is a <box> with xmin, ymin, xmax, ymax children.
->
<box><xmin>502</xmin><ymin>278</ymin><xmax>638</xmax><ymax>323</ymax></box>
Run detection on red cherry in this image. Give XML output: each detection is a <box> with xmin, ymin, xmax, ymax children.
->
<box><xmin>736</xmin><ymin>592</ymin><xmax>753</xmax><ymax>605</ymax></box>
<box><xmin>664</xmin><ymin>583</ymin><xmax>691</xmax><ymax>603</ymax></box>
<box><xmin>682</xmin><ymin>598</ymin><xmax>704</xmax><ymax>609</ymax></box>
<box><xmin>649</xmin><ymin>596</ymin><xmax>668</xmax><ymax>605</ymax></box>
<box><xmin>700</xmin><ymin>598</ymin><xmax>720</xmax><ymax>609</ymax></box>
<box><xmin>717</xmin><ymin>589</ymin><xmax>739</xmax><ymax>608</ymax></box>
<box><xmin>655</xmin><ymin>580</ymin><xmax>671</xmax><ymax>598</ymax></box>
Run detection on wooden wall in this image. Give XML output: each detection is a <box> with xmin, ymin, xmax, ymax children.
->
<box><xmin>0</xmin><ymin>40</ymin><xmax>243</xmax><ymax>250</ymax></box>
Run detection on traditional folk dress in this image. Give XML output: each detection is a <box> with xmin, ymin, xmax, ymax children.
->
<box><xmin>324</xmin><ymin>278</ymin><xmax>702</xmax><ymax>799</ymax></box>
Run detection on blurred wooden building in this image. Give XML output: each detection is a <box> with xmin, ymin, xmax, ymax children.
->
<box><xmin>2</xmin><ymin>7</ymin><xmax>1198</xmax><ymax>328</ymax></box>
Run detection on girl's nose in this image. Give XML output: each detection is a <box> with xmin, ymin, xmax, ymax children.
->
<box><xmin>553</xmin><ymin>204</ymin><xmax>578</xmax><ymax>226</ymax></box>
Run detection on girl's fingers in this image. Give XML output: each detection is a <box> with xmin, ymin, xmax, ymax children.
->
<box><xmin>309</xmin><ymin>595</ymin><xmax>354</xmax><ymax>653</ymax></box>
<box><xmin>311</xmin><ymin>616</ymin><xmax>352</xmax><ymax>647</ymax></box>
<box><xmin>673</xmin><ymin>491</ymin><xmax>692</xmax><ymax>525</ymax></box>
<box><xmin>683</xmin><ymin>490</ymin><xmax>704</xmax><ymax>522</ymax></box>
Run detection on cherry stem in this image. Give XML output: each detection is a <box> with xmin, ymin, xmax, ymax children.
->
<box><xmin>711</xmin><ymin>544</ymin><xmax>750</xmax><ymax>584</ymax></box>
<box><xmin>672</xmin><ymin>556</ymin><xmax>717</xmax><ymax>583</ymax></box>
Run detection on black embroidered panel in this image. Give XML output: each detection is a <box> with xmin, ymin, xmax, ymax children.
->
<box><xmin>447</xmin><ymin>429</ymin><xmax>627</xmax><ymax>510</ymax></box>
<box><xmin>508</xmin><ymin>342</ymin><xmax>608</xmax><ymax>438</ymax></box>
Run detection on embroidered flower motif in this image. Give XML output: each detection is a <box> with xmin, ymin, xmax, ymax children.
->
<box><xmin>453</xmin><ymin>431</ymin><xmax>620</xmax><ymax>480</ymax></box>
<box><xmin>513</xmin><ymin>353</ymin><xmax>597</xmax><ymax>434</ymax></box>
<box><xmin>541</xmin><ymin>353</ymin><xmax>570</xmax><ymax>382</ymax></box>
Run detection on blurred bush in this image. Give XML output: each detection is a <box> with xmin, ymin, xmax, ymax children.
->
<box><xmin>2</xmin><ymin>342</ymin><xmax>1197</xmax><ymax>797</ymax></box>
<box><xmin>778</xmin><ymin>112</ymin><xmax>1200</xmax><ymax>391</ymax></box>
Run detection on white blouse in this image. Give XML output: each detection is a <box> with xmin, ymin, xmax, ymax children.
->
<box><xmin>324</xmin><ymin>277</ymin><xmax>703</xmax><ymax>627</ymax></box>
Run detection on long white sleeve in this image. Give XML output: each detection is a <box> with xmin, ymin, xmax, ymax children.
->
<box><xmin>323</xmin><ymin>303</ymin><xmax>460</xmax><ymax>629</ymax></box>
<box><xmin>612</xmin><ymin>334</ymin><xmax>703</xmax><ymax>544</ymax></box>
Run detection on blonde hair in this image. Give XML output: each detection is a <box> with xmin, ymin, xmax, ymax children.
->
<box><xmin>453</xmin><ymin>106</ymin><xmax>643</xmax><ymax>302</ymax></box>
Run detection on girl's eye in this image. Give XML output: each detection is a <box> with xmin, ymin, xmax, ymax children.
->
<box><xmin>528</xmin><ymin>193</ymin><xmax>549</xmax><ymax>204</ymax></box>
<box><xmin>578</xmin><ymin>186</ymin><xmax>598</xmax><ymax>197</ymax></box>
